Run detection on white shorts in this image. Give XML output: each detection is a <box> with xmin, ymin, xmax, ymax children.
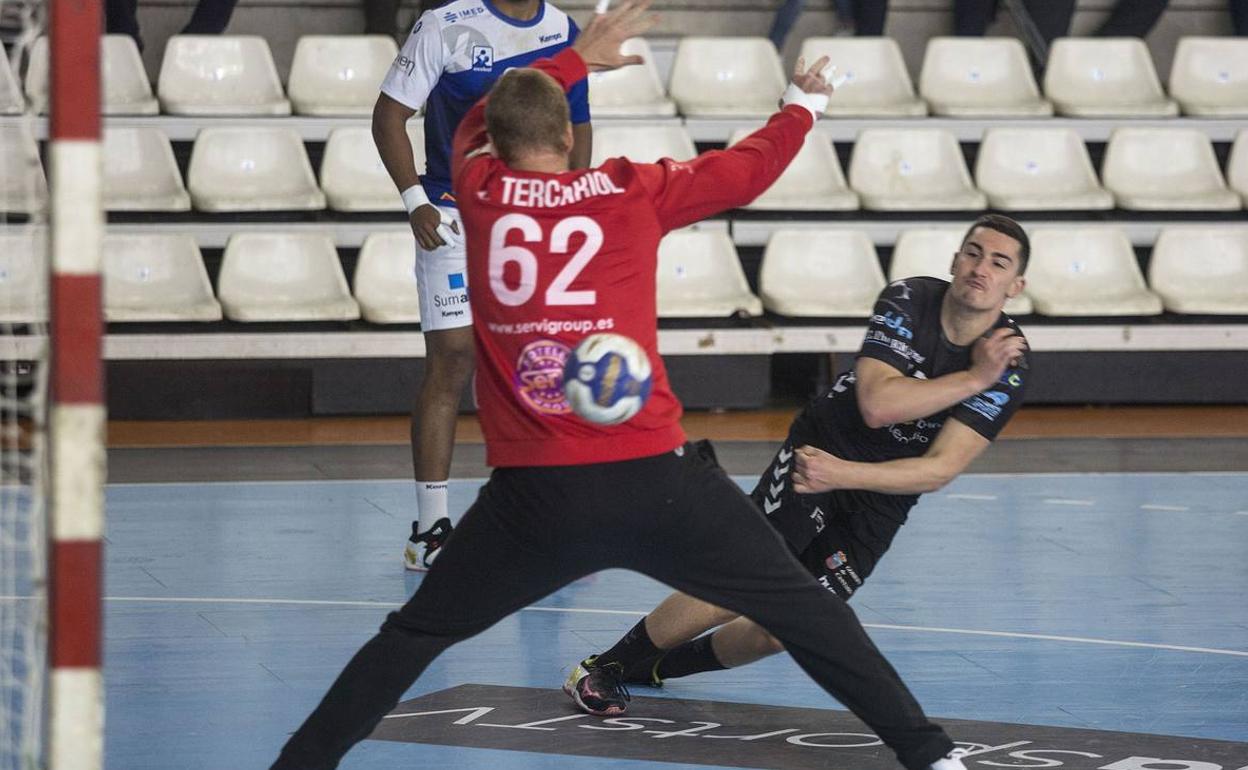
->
<box><xmin>414</xmin><ymin>206</ymin><xmax>471</xmax><ymax>332</ymax></box>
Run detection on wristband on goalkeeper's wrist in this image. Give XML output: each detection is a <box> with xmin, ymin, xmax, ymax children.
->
<box><xmin>401</xmin><ymin>184</ymin><xmax>430</xmax><ymax>215</ymax></box>
<box><xmin>781</xmin><ymin>84</ymin><xmax>829</xmax><ymax>122</ymax></box>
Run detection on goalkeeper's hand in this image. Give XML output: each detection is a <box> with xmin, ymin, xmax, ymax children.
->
<box><xmin>781</xmin><ymin>55</ymin><xmax>847</xmax><ymax>120</ymax></box>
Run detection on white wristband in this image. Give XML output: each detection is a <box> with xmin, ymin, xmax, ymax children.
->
<box><xmin>401</xmin><ymin>184</ymin><xmax>430</xmax><ymax>215</ymax></box>
<box><xmin>781</xmin><ymin>83</ymin><xmax>829</xmax><ymax>122</ymax></box>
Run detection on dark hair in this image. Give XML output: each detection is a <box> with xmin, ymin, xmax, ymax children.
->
<box><xmin>960</xmin><ymin>213</ymin><xmax>1029</xmax><ymax>275</ymax></box>
<box><xmin>485</xmin><ymin>68</ymin><xmax>571</xmax><ymax>164</ymax></box>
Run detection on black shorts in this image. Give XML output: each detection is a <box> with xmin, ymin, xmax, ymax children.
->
<box><xmin>738</xmin><ymin>439</ymin><xmax>904</xmax><ymax>601</ymax></box>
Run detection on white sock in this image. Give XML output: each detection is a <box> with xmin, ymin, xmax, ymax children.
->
<box><xmin>415</xmin><ymin>481</ymin><xmax>449</xmax><ymax>534</ymax></box>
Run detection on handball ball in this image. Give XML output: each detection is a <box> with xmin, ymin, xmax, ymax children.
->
<box><xmin>563</xmin><ymin>333</ymin><xmax>653</xmax><ymax>425</ymax></box>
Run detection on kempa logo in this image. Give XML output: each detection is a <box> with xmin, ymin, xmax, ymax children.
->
<box><xmin>371</xmin><ymin>685</ymin><xmax>1248</xmax><ymax>770</ymax></box>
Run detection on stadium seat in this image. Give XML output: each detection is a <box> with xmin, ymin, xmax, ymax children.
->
<box><xmin>0</xmin><ymin>232</ymin><xmax>46</xmax><ymax>323</ymax></box>
<box><xmin>919</xmin><ymin>37</ymin><xmax>1051</xmax><ymax>116</ymax></box>
<box><xmin>588</xmin><ymin>37</ymin><xmax>676</xmax><ymax>117</ymax></box>
<box><xmin>1043</xmin><ymin>38</ymin><xmax>1177</xmax><ymax>117</ymax></box>
<box><xmin>25</xmin><ymin>34</ymin><xmax>158</xmax><ymax>114</ymax></box>
<box><xmin>656</xmin><ymin>230</ymin><xmax>762</xmax><ymax>317</ymax></box>
<box><xmin>102</xmin><ymin>127</ymin><xmax>191</xmax><ymax>212</ymax></box>
<box><xmin>158</xmin><ymin>35</ymin><xmax>290</xmax><ymax>115</ymax></box>
<box><xmin>759</xmin><ymin>230</ymin><xmax>883</xmax><ymax>316</ymax></box>
<box><xmin>353</xmin><ymin>232</ymin><xmax>422</xmax><ymax>324</ymax></box>
<box><xmin>321</xmin><ymin>125</ymin><xmax>425</xmax><ymax>212</ymax></box>
<box><xmin>288</xmin><ymin>35</ymin><xmax>398</xmax><ymax>116</ymax></box>
<box><xmin>187</xmin><ymin>127</ymin><xmax>325</xmax><ymax>212</ymax></box>
<box><xmin>0</xmin><ymin>125</ymin><xmax>46</xmax><ymax>214</ymax></box>
<box><xmin>669</xmin><ymin>37</ymin><xmax>786</xmax><ymax>117</ymax></box>
<box><xmin>217</xmin><ymin>233</ymin><xmax>360</xmax><ymax>322</ymax></box>
<box><xmin>102</xmin><ymin>234</ymin><xmax>222</xmax><ymax>322</ymax></box>
<box><xmin>1149</xmin><ymin>227</ymin><xmax>1248</xmax><ymax>314</ymax></box>
<box><xmin>0</xmin><ymin>53</ymin><xmax>22</xmax><ymax>115</ymax></box>
<box><xmin>728</xmin><ymin>128</ymin><xmax>857</xmax><ymax>210</ymax></box>
<box><xmin>890</xmin><ymin>229</ymin><xmax>1034</xmax><ymax>315</ymax></box>
<box><xmin>1026</xmin><ymin>228</ymin><xmax>1162</xmax><ymax>316</ymax></box>
<box><xmin>1228</xmin><ymin>130</ymin><xmax>1248</xmax><ymax>206</ymax></box>
<box><xmin>799</xmin><ymin>37</ymin><xmax>926</xmax><ymax>117</ymax></box>
<box><xmin>1168</xmin><ymin>37</ymin><xmax>1248</xmax><ymax>117</ymax></box>
<box><xmin>848</xmin><ymin>129</ymin><xmax>986</xmax><ymax>211</ymax></box>
<box><xmin>1101</xmin><ymin>128</ymin><xmax>1239</xmax><ymax>211</ymax></box>
<box><xmin>975</xmin><ymin>128</ymin><xmax>1113</xmax><ymax>211</ymax></box>
<box><xmin>590</xmin><ymin>125</ymin><xmax>696</xmax><ymax>166</ymax></box>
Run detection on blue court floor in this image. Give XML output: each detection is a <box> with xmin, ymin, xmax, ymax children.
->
<box><xmin>103</xmin><ymin>473</ymin><xmax>1248</xmax><ymax>769</ymax></box>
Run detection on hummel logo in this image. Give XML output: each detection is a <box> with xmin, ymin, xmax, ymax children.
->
<box><xmin>777</xmin><ymin>446</ymin><xmax>793</xmax><ymax>463</ymax></box>
<box><xmin>772</xmin><ymin>464</ymin><xmax>789</xmax><ymax>481</ymax></box>
<box><xmin>768</xmin><ymin>482</ymin><xmax>783</xmax><ymax>498</ymax></box>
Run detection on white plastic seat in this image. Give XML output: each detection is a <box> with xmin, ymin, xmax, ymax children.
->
<box><xmin>0</xmin><ymin>53</ymin><xmax>22</xmax><ymax>115</ymax></box>
<box><xmin>0</xmin><ymin>125</ymin><xmax>46</xmax><ymax>214</ymax></box>
<box><xmin>158</xmin><ymin>35</ymin><xmax>290</xmax><ymax>115</ymax></box>
<box><xmin>1169</xmin><ymin>37</ymin><xmax>1248</xmax><ymax>117</ymax></box>
<box><xmin>919</xmin><ymin>37</ymin><xmax>1051</xmax><ymax>117</ymax></box>
<box><xmin>0</xmin><ymin>232</ymin><xmax>47</xmax><ymax>323</ymax></box>
<box><xmin>218</xmin><ymin>233</ymin><xmax>359</xmax><ymax>322</ymax></box>
<box><xmin>975</xmin><ymin>128</ymin><xmax>1112</xmax><ymax>211</ymax></box>
<box><xmin>848</xmin><ymin>129</ymin><xmax>985</xmax><ymax>211</ymax></box>
<box><xmin>590</xmin><ymin>125</ymin><xmax>696</xmax><ymax>166</ymax></box>
<box><xmin>799</xmin><ymin>37</ymin><xmax>926</xmax><ymax>117</ymax></box>
<box><xmin>1227</xmin><ymin>130</ymin><xmax>1248</xmax><ymax>207</ymax></box>
<box><xmin>1043</xmin><ymin>38</ymin><xmax>1177</xmax><ymax>117</ymax></box>
<box><xmin>1149</xmin><ymin>228</ymin><xmax>1248</xmax><ymax>314</ymax></box>
<box><xmin>321</xmin><ymin>125</ymin><xmax>425</xmax><ymax>212</ymax></box>
<box><xmin>588</xmin><ymin>37</ymin><xmax>675</xmax><ymax>117</ymax></box>
<box><xmin>656</xmin><ymin>230</ymin><xmax>762</xmax><ymax>317</ymax></box>
<box><xmin>102</xmin><ymin>234</ymin><xmax>221</xmax><ymax>322</ymax></box>
<box><xmin>102</xmin><ymin>127</ymin><xmax>191</xmax><ymax>212</ymax></box>
<box><xmin>890</xmin><ymin>229</ymin><xmax>1033</xmax><ymax>316</ymax></box>
<box><xmin>25</xmin><ymin>35</ymin><xmax>158</xmax><ymax>115</ymax></box>
<box><xmin>669</xmin><ymin>37</ymin><xmax>786</xmax><ymax>117</ymax></box>
<box><xmin>187</xmin><ymin>127</ymin><xmax>325</xmax><ymax>212</ymax></box>
<box><xmin>1027</xmin><ymin>228</ymin><xmax>1162</xmax><ymax>316</ymax></box>
<box><xmin>760</xmin><ymin>230</ymin><xmax>883</xmax><ymax>316</ymax></box>
<box><xmin>728</xmin><ymin>128</ymin><xmax>857</xmax><ymax>210</ymax></box>
<box><xmin>1101</xmin><ymin>128</ymin><xmax>1239</xmax><ymax>211</ymax></box>
<box><xmin>288</xmin><ymin>35</ymin><xmax>398</xmax><ymax>116</ymax></box>
<box><xmin>353</xmin><ymin>232</ymin><xmax>422</xmax><ymax>324</ymax></box>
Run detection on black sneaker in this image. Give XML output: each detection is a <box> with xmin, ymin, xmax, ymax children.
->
<box><xmin>563</xmin><ymin>656</ymin><xmax>632</xmax><ymax>716</ymax></box>
<box><xmin>403</xmin><ymin>517</ymin><xmax>453</xmax><ymax>572</ymax></box>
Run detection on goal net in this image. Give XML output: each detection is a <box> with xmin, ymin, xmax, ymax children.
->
<box><xmin>3</xmin><ymin>0</ymin><xmax>104</xmax><ymax>765</ymax></box>
<box><xmin>1</xmin><ymin>0</ymin><xmax>50</xmax><ymax>767</ymax></box>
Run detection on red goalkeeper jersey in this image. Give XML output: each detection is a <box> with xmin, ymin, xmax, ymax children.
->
<box><xmin>452</xmin><ymin>48</ymin><xmax>814</xmax><ymax>467</ymax></box>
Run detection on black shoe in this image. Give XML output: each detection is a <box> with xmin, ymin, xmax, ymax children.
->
<box><xmin>563</xmin><ymin>656</ymin><xmax>632</xmax><ymax>716</ymax></box>
<box><xmin>403</xmin><ymin>517</ymin><xmax>453</xmax><ymax>571</ymax></box>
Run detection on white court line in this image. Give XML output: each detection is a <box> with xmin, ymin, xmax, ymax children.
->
<box><xmin>1140</xmin><ymin>504</ymin><xmax>1190</xmax><ymax>512</ymax></box>
<box><xmin>103</xmin><ymin>471</ymin><xmax>1248</xmax><ymax>487</ymax></box>
<box><xmin>82</xmin><ymin>596</ymin><xmax>1248</xmax><ymax>659</ymax></box>
<box><xmin>1042</xmin><ymin>498</ymin><xmax>1095</xmax><ymax>506</ymax></box>
<box><xmin>945</xmin><ymin>494</ymin><xmax>998</xmax><ymax>501</ymax></box>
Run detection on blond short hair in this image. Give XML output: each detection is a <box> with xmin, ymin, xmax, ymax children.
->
<box><xmin>485</xmin><ymin>68</ymin><xmax>571</xmax><ymax>164</ymax></box>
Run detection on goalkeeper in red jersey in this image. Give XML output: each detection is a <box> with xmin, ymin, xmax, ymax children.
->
<box><xmin>271</xmin><ymin>5</ymin><xmax>969</xmax><ymax>769</ymax></box>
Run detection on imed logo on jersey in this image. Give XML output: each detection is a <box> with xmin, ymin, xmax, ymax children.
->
<box><xmin>472</xmin><ymin>45</ymin><xmax>494</xmax><ymax>71</ymax></box>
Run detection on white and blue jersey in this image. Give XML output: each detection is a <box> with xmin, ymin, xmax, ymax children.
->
<box><xmin>380</xmin><ymin>0</ymin><xmax>590</xmax><ymax>207</ymax></box>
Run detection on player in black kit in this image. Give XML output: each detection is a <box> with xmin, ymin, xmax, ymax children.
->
<box><xmin>567</xmin><ymin>213</ymin><xmax>1032</xmax><ymax>713</ymax></box>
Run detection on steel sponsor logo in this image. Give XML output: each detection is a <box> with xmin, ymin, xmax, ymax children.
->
<box><xmin>513</xmin><ymin>339</ymin><xmax>571</xmax><ymax>416</ymax></box>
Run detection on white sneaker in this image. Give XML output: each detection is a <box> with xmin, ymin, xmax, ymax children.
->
<box><xmin>402</xmin><ymin>517</ymin><xmax>453</xmax><ymax>571</ymax></box>
<box><xmin>929</xmin><ymin>747</ymin><xmax>971</xmax><ymax>770</ymax></box>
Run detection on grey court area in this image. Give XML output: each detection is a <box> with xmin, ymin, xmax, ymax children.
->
<box><xmin>375</xmin><ymin>684</ymin><xmax>1248</xmax><ymax>770</ymax></box>
<box><xmin>108</xmin><ymin>437</ymin><xmax>1248</xmax><ymax>483</ymax></box>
